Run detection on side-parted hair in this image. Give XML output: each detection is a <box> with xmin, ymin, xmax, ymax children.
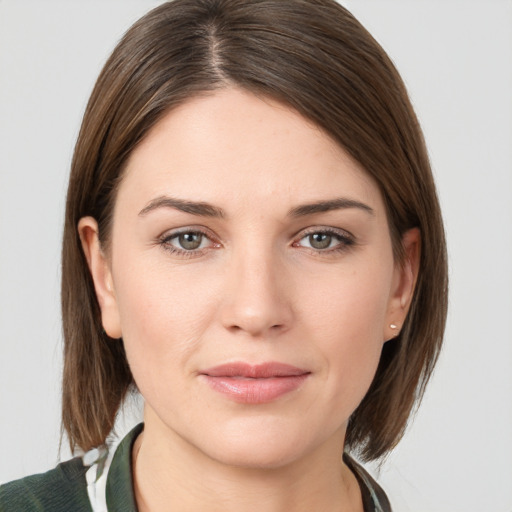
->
<box><xmin>62</xmin><ymin>0</ymin><xmax>448</xmax><ymax>461</ymax></box>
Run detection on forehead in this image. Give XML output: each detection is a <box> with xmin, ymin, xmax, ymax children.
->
<box><xmin>119</xmin><ymin>87</ymin><xmax>384</xmax><ymax>217</ymax></box>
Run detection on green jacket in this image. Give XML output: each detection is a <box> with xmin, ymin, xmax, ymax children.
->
<box><xmin>0</xmin><ymin>424</ymin><xmax>391</xmax><ymax>511</ymax></box>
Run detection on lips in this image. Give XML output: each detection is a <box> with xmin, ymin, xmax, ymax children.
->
<box><xmin>199</xmin><ymin>362</ymin><xmax>310</xmax><ymax>404</ymax></box>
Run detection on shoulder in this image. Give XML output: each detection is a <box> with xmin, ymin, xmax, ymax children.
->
<box><xmin>0</xmin><ymin>457</ymin><xmax>92</xmax><ymax>512</ymax></box>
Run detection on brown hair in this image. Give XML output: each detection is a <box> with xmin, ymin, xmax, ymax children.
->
<box><xmin>62</xmin><ymin>0</ymin><xmax>448</xmax><ymax>460</ymax></box>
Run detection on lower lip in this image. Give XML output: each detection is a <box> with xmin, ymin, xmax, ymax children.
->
<box><xmin>201</xmin><ymin>375</ymin><xmax>309</xmax><ymax>404</ymax></box>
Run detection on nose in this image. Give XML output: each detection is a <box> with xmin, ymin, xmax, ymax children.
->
<box><xmin>219</xmin><ymin>247</ymin><xmax>294</xmax><ymax>338</ymax></box>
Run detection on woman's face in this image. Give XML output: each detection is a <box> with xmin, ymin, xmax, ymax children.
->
<box><xmin>82</xmin><ymin>88</ymin><xmax>416</xmax><ymax>469</ymax></box>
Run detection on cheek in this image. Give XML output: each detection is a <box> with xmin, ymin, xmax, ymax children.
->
<box><xmin>301</xmin><ymin>259</ymin><xmax>392</xmax><ymax>343</ymax></box>
<box><xmin>111</xmin><ymin>256</ymin><xmax>220</xmax><ymax>385</ymax></box>
<box><xmin>298</xmin><ymin>261</ymin><xmax>392</xmax><ymax>398</ymax></box>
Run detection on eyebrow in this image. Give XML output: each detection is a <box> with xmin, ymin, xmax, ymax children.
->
<box><xmin>138</xmin><ymin>196</ymin><xmax>225</xmax><ymax>218</ymax></box>
<box><xmin>138</xmin><ymin>195</ymin><xmax>374</xmax><ymax>219</ymax></box>
<box><xmin>288</xmin><ymin>198</ymin><xmax>374</xmax><ymax>217</ymax></box>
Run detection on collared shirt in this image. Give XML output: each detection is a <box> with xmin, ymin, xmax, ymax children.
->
<box><xmin>0</xmin><ymin>424</ymin><xmax>391</xmax><ymax>511</ymax></box>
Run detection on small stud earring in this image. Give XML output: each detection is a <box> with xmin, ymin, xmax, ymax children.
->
<box><xmin>390</xmin><ymin>323</ymin><xmax>398</xmax><ymax>330</ymax></box>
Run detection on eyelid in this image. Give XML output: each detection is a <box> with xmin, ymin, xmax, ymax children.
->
<box><xmin>159</xmin><ymin>224</ymin><xmax>219</xmax><ymax>239</ymax></box>
<box><xmin>294</xmin><ymin>225</ymin><xmax>355</xmax><ymax>241</ymax></box>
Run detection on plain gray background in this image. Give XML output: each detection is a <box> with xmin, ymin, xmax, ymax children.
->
<box><xmin>1</xmin><ymin>1</ymin><xmax>511</xmax><ymax>511</ymax></box>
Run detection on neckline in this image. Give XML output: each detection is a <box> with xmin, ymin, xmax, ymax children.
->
<box><xmin>103</xmin><ymin>423</ymin><xmax>390</xmax><ymax>512</ymax></box>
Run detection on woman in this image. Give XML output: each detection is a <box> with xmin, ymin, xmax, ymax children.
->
<box><xmin>0</xmin><ymin>0</ymin><xmax>447</xmax><ymax>510</ymax></box>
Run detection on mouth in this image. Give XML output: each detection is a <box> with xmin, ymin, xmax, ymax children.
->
<box><xmin>199</xmin><ymin>362</ymin><xmax>311</xmax><ymax>404</ymax></box>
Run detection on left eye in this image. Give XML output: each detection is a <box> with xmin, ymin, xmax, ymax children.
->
<box><xmin>296</xmin><ymin>231</ymin><xmax>349</xmax><ymax>250</ymax></box>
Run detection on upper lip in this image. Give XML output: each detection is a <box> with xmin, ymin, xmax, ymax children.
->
<box><xmin>200</xmin><ymin>362</ymin><xmax>310</xmax><ymax>378</ymax></box>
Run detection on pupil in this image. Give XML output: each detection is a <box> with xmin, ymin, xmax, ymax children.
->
<box><xmin>310</xmin><ymin>233</ymin><xmax>331</xmax><ymax>249</ymax></box>
<box><xmin>179</xmin><ymin>233</ymin><xmax>202</xmax><ymax>250</ymax></box>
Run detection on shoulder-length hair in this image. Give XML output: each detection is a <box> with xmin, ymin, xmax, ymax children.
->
<box><xmin>62</xmin><ymin>0</ymin><xmax>448</xmax><ymax>461</ymax></box>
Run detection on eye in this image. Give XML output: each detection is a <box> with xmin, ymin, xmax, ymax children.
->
<box><xmin>294</xmin><ymin>229</ymin><xmax>354</xmax><ymax>252</ymax></box>
<box><xmin>305</xmin><ymin>233</ymin><xmax>335</xmax><ymax>250</ymax></box>
<box><xmin>173</xmin><ymin>232</ymin><xmax>206</xmax><ymax>250</ymax></box>
<box><xmin>159</xmin><ymin>228</ymin><xmax>219</xmax><ymax>255</ymax></box>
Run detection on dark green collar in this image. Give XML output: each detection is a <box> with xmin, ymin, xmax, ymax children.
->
<box><xmin>105</xmin><ymin>423</ymin><xmax>143</xmax><ymax>511</ymax></box>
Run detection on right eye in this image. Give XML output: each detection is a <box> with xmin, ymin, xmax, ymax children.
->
<box><xmin>159</xmin><ymin>228</ymin><xmax>219</xmax><ymax>257</ymax></box>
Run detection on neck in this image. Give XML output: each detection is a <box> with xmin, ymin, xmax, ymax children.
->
<box><xmin>132</xmin><ymin>414</ymin><xmax>363</xmax><ymax>512</ymax></box>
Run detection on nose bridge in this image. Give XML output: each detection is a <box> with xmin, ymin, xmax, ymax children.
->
<box><xmin>220</xmin><ymin>239</ymin><xmax>292</xmax><ymax>336</ymax></box>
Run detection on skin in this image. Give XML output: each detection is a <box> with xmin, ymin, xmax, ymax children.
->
<box><xmin>79</xmin><ymin>88</ymin><xmax>419</xmax><ymax>512</ymax></box>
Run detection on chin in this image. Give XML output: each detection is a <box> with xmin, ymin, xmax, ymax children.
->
<box><xmin>193</xmin><ymin>417</ymin><xmax>326</xmax><ymax>470</ymax></box>
<box><xmin>209</xmin><ymin>441</ymin><xmax>305</xmax><ymax>470</ymax></box>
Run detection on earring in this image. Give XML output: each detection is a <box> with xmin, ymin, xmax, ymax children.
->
<box><xmin>390</xmin><ymin>324</ymin><xmax>399</xmax><ymax>330</ymax></box>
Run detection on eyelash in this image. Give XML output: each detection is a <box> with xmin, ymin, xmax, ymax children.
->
<box><xmin>157</xmin><ymin>227</ymin><xmax>355</xmax><ymax>258</ymax></box>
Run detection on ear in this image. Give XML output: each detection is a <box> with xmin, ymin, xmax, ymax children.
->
<box><xmin>384</xmin><ymin>227</ymin><xmax>421</xmax><ymax>341</ymax></box>
<box><xmin>78</xmin><ymin>216</ymin><xmax>122</xmax><ymax>339</ymax></box>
